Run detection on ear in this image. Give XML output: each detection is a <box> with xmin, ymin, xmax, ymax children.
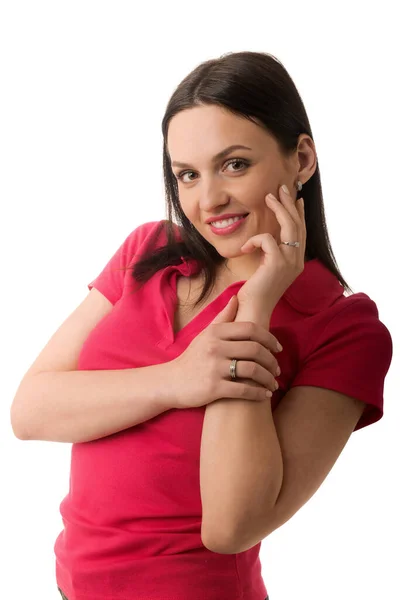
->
<box><xmin>295</xmin><ymin>135</ymin><xmax>317</xmax><ymax>185</ymax></box>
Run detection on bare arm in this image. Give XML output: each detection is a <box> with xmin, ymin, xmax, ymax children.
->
<box><xmin>200</xmin><ymin>305</ymin><xmax>283</xmax><ymax>551</ymax></box>
<box><xmin>11</xmin><ymin>363</ymin><xmax>179</xmax><ymax>444</ymax></box>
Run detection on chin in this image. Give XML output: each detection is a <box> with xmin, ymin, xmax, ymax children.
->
<box><xmin>198</xmin><ymin>222</ymin><xmax>252</xmax><ymax>254</ymax></box>
<box><xmin>207</xmin><ymin>241</ymin><xmax>248</xmax><ymax>260</ymax></box>
<box><xmin>215</xmin><ymin>249</ymin><xmax>245</xmax><ymax>259</ymax></box>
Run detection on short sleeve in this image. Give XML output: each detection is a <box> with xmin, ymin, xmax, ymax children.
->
<box><xmin>87</xmin><ymin>221</ymin><xmax>160</xmax><ymax>305</ymax></box>
<box><xmin>290</xmin><ymin>297</ymin><xmax>393</xmax><ymax>431</ymax></box>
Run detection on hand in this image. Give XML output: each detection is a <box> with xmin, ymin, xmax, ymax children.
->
<box><xmin>237</xmin><ymin>185</ymin><xmax>307</xmax><ymax>319</ymax></box>
<box><xmin>171</xmin><ymin>295</ymin><xmax>282</xmax><ymax>410</ymax></box>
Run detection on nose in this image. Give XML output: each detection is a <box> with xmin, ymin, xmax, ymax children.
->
<box><xmin>198</xmin><ymin>177</ymin><xmax>231</xmax><ymax>213</ymax></box>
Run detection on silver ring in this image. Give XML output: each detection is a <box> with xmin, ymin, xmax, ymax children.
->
<box><xmin>282</xmin><ymin>241</ymin><xmax>300</xmax><ymax>247</ymax></box>
<box><xmin>230</xmin><ymin>358</ymin><xmax>238</xmax><ymax>380</ymax></box>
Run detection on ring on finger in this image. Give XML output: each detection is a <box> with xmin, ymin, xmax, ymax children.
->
<box><xmin>230</xmin><ymin>358</ymin><xmax>238</xmax><ymax>380</ymax></box>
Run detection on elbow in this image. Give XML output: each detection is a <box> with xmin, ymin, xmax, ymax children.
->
<box><xmin>201</xmin><ymin>507</ymin><xmax>278</xmax><ymax>555</ymax></box>
<box><xmin>10</xmin><ymin>411</ymin><xmax>28</xmax><ymax>440</ymax></box>
<box><xmin>10</xmin><ymin>395</ymin><xmax>30</xmax><ymax>440</ymax></box>
<box><xmin>201</xmin><ymin>522</ymin><xmax>238</xmax><ymax>555</ymax></box>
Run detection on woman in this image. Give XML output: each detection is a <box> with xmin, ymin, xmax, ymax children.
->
<box><xmin>11</xmin><ymin>51</ymin><xmax>392</xmax><ymax>600</ymax></box>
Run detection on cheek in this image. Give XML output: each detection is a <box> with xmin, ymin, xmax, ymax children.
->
<box><xmin>243</xmin><ymin>177</ymin><xmax>271</xmax><ymax>207</ymax></box>
<box><xmin>178</xmin><ymin>199</ymin><xmax>193</xmax><ymax>218</ymax></box>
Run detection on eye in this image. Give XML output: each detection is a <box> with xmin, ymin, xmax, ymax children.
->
<box><xmin>175</xmin><ymin>158</ymin><xmax>251</xmax><ymax>183</ymax></box>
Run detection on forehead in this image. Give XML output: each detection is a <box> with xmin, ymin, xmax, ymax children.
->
<box><xmin>167</xmin><ymin>105</ymin><xmax>275</xmax><ymax>158</ymax></box>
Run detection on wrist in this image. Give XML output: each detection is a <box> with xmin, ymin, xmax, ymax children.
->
<box><xmin>154</xmin><ymin>359</ymin><xmax>183</xmax><ymax>411</ymax></box>
<box><xmin>235</xmin><ymin>303</ymin><xmax>271</xmax><ymax>329</ymax></box>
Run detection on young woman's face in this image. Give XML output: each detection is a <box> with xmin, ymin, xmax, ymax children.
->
<box><xmin>167</xmin><ymin>104</ymin><xmax>299</xmax><ymax>269</ymax></box>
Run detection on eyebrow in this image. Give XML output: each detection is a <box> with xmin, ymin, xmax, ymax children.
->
<box><xmin>171</xmin><ymin>144</ymin><xmax>253</xmax><ymax>169</ymax></box>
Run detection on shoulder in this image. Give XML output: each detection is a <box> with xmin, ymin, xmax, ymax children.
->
<box><xmin>289</xmin><ymin>291</ymin><xmax>393</xmax><ymax>431</ymax></box>
<box><xmin>129</xmin><ymin>219</ymin><xmax>183</xmax><ymax>250</ymax></box>
<box><xmin>126</xmin><ymin>219</ymin><xmax>167</xmax><ymax>247</ymax></box>
<box><xmin>320</xmin><ymin>292</ymin><xmax>390</xmax><ymax>337</ymax></box>
<box><xmin>305</xmin><ymin>291</ymin><xmax>392</xmax><ymax>365</ymax></box>
<box><xmin>120</xmin><ymin>219</ymin><xmax>177</xmax><ymax>264</ymax></box>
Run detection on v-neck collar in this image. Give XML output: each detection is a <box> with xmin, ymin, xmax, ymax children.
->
<box><xmin>157</xmin><ymin>256</ymin><xmax>246</xmax><ymax>349</ymax></box>
<box><xmin>157</xmin><ymin>251</ymin><xmax>345</xmax><ymax>349</ymax></box>
<box><xmin>175</xmin><ymin>253</ymin><xmax>345</xmax><ymax>313</ymax></box>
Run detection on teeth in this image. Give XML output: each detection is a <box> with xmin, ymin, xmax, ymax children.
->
<box><xmin>211</xmin><ymin>215</ymin><xmax>245</xmax><ymax>228</ymax></box>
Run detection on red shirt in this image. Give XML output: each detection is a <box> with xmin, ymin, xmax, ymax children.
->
<box><xmin>54</xmin><ymin>220</ymin><xmax>392</xmax><ymax>600</ymax></box>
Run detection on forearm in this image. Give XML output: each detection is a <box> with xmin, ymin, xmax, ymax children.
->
<box><xmin>11</xmin><ymin>363</ymin><xmax>178</xmax><ymax>444</ymax></box>
<box><xmin>200</xmin><ymin>305</ymin><xmax>283</xmax><ymax>548</ymax></box>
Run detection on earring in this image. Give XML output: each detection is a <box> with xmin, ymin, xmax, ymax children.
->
<box><xmin>297</xmin><ymin>180</ymin><xmax>302</xmax><ymax>192</ymax></box>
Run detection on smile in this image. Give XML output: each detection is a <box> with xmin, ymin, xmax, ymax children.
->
<box><xmin>208</xmin><ymin>214</ymin><xmax>249</xmax><ymax>236</ymax></box>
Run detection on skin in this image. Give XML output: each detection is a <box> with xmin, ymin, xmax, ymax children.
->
<box><xmin>167</xmin><ymin>104</ymin><xmax>318</xmax><ymax>286</ymax></box>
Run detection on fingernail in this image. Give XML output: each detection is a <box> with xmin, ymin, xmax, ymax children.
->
<box><xmin>276</xmin><ymin>365</ymin><xmax>281</xmax><ymax>376</ymax></box>
<box><xmin>281</xmin><ymin>184</ymin><xmax>289</xmax><ymax>195</ymax></box>
<box><xmin>276</xmin><ymin>342</ymin><xmax>283</xmax><ymax>352</ymax></box>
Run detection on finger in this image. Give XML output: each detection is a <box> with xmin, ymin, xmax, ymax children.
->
<box><xmin>265</xmin><ymin>192</ymin><xmax>298</xmax><ymax>224</ymax></box>
<box><xmin>220</xmin><ymin>340</ymin><xmax>280</xmax><ymax>377</ymax></box>
<box><xmin>297</xmin><ymin>197</ymin><xmax>307</xmax><ymax>240</ymax></box>
<box><xmin>224</xmin><ymin>359</ymin><xmax>278</xmax><ymax>393</ymax></box>
<box><xmin>211</xmin><ymin>295</ymin><xmax>238</xmax><ymax>324</ymax></box>
<box><xmin>278</xmin><ymin>185</ymin><xmax>303</xmax><ymax>224</ymax></box>
<box><xmin>240</xmin><ymin>231</ymin><xmax>281</xmax><ymax>259</ymax></box>
<box><xmin>266</xmin><ymin>192</ymin><xmax>299</xmax><ymax>250</ymax></box>
<box><xmin>213</xmin><ymin>321</ymin><xmax>283</xmax><ymax>354</ymax></box>
<box><xmin>219</xmin><ymin>380</ymin><xmax>274</xmax><ymax>402</ymax></box>
<box><xmin>279</xmin><ymin>186</ymin><xmax>306</xmax><ymax>248</ymax></box>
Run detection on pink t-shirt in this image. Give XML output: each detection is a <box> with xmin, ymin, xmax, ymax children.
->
<box><xmin>54</xmin><ymin>220</ymin><xmax>392</xmax><ymax>600</ymax></box>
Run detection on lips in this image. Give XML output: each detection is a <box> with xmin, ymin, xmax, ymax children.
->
<box><xmin>208</xmin><ymin>214</ymin><xmax>249</xmax><ymax>236</ymax></box>
<box><xmin>206</xmin><ymin>213</ymin><xmax>249</xmax><ymax>224</ymax></box>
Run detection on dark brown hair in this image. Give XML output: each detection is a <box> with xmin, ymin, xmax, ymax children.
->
<box><xmin>130</xmin><ymin>50</ymin><xmax>353</xmax><ymax>307</ymax></box>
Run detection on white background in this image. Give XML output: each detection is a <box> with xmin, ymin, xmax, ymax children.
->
<box><xmin>1</xmin><ymin>1</ymin><xmax>399</xmax><ymax>599</ymax></box>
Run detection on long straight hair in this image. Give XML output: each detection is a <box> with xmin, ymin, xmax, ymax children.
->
<box><xmin>130</xmin><ymin>51</ymin><xmax>352</xmax><ymax>307</ymax></box>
